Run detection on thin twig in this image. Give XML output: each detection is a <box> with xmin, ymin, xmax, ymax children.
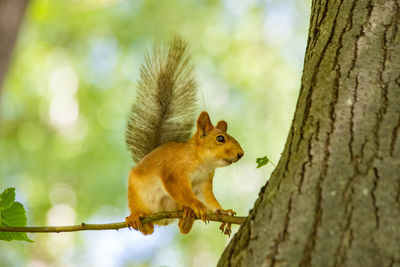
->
<box><xmin>0</xmin><ymin>211</ymin><xmax>247</xmax><ymax>233</ymax></box>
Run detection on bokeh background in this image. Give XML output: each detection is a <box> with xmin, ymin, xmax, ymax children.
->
<box><xmin>0</xmin><ymin>0</ymin><xmax>310</xmax><ymax>266</ymax></box>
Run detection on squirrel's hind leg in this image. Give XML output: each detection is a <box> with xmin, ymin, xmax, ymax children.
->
<box><xmin>140</xmin><ymin>222</ymin><xmax>154</xmax><ymax>235</ymax></box>
<box><xmin>178</xmin><ymin>206</ymin><xmax>196</xmax><ymax>234</ymax></box>
<box><xmin>127</xmin><ymin>171</ymin><xmax>153</xmax><ymax>234</ymax></box>
<box><xmin>178</xmin><ymin>218</ymin><xmax>194</xmax><ymax>234</ymax></box>
<box><xmin>125</xmin><ymin>213</ymin><xmax>154</xmax><ymax>235</ymax></box>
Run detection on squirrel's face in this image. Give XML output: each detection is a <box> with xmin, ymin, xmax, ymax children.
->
<box><xmin>194</xmin><ymin>111</ymin><xmax>244</xmax><ymax>167</ymax></box>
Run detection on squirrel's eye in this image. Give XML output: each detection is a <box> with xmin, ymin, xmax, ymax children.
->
<box><xmin>216</xmin><ymin>135</ymin><xmax>225</xmax><ymax>143</ymax></box>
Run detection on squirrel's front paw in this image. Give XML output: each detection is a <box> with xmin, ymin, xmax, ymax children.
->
<box><xmin>216</xmin><ymin>208</ymin><xmax>236</xmax><ymax>216</ymax></box>
<box><xmin>125</xmin><ymin>213</ymin><xmax>142</xmax><ymax>230</ymax></box>
<box><xmin>190</xmin><ymin>201</ymin><xmax>208</xmax><ymax>222</ymax></box>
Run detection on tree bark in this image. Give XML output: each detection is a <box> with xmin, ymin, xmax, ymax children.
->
<box><xmin>0</xmin><ymin>0</ymin><xmax>29</xmax><ymax>91</ymax></box>
<box><xmin>219</xmin><ymin>0</ymin><xmax>400</xmax><ymax>266</ymax></box>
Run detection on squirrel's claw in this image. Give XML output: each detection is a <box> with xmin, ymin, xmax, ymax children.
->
<box><xmin>216</xmin><ymin>208</ymin><xmax>236</xmax><ymax>216</ymax></box>
<box><xmin>182</xmin><ymin>206</ymin><xmax>196</xmax><ymax>220</ymax></box>
<box><xmin>216</xmin><ymin>209</ymin><xmax>235</xmax><ymax>236</ymax></box>
<box><xmin>190</xmin><ymin>201</ymin><xmax>208</xmax><ymax>223</ymax></box>
<box><xmin>203</xmin><ymin>216</ymin><xmax>209</xmax><ymax>224</ymax></box>
<box><xmin>219</xmin><ymin>222</ymin><xmax>232</xmax><ymax>237</ymax></box>
<box><xmin>125</xmin><ymin>213</ymin><xmax>142</xmax><ymax>231</ymax></box>
<box><xmin>224</xmin><ymin>223</ymin><xmax>232</xmax><ymax>236</ymax></box>
<box><xmin>202</xmin><ymin>213</ymin><xmax>209</xmax><ymax>223</ymax></box>
<box><xmin>219</xmin><ymin>222</ymin><xmax>226</xmax><ymax>232</ymax></box>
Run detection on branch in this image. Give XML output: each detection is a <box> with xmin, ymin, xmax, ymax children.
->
<box><xmin>0</xmin><ymin>211</ymin><xmax>247</xmax><ymax>233</ymax></box>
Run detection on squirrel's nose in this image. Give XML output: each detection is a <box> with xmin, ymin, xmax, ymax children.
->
<box><xmin>237</xmin><ymin>152</ymin><xmax>244</xmax><ymax>159</ymax></box>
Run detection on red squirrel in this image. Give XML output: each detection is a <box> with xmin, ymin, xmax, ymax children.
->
<box><xmin>125</xmin><ymin>36</ymin><xmax>244</xmax><ymax>235</ymax></box>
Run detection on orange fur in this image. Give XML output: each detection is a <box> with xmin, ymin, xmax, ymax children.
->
<box><xmin>126</xmin><ymin>111</ymin><xmax>244</xmax><ymax>235</ymax></box>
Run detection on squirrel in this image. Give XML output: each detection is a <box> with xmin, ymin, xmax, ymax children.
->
<box><xmin>125</xmin><ymin>36</ymin><xmax>244</xmax><ymax>235</ymax></box>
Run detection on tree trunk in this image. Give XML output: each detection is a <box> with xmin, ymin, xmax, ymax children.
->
<box><xmin>0</xmin><ymin>0</ymin><xmax>28</xmax><ymax>91</ymax></box>
<box><xmin>219</xmin><ymin>0</ymin><xmax>400</xmax><ymax>266</ymax></box>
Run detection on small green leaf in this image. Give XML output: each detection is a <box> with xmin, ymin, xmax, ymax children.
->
<box><xmin>256</xmin><ymin>156</ymin><xmax>276</xmax><ymax>168</ymax></box>
<box><xmin>0</xmin><ymin>188</ymin><xmax>15</xmax><ymax>210</ymax></box>
<box><xmin>0</xmin><ymin>188</ymin><xmax>33</xmax><ymax>242</ymax></box>
<box><xmin>256</xmin><ymin>156</ymin><xmax>269</xmax><ymax>168</ymax></box>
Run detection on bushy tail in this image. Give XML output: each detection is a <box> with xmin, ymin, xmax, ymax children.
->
<box><xmin>126</xmin><ymin>36</ymin><xmax>198</xmax><ymax>163</ymax></box>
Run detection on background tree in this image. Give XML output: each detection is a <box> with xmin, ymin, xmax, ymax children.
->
<box><xmin>0</xmin><ymin>0</ymin><xmax>28</xmax><ymax>92</ymax></box>
<box><xmin>219</xmin><ymin>0</ymin><xmax>400</xmax><ymax>266</ymax></box>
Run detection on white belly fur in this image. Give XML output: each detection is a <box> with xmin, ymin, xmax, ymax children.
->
<box><xmin>191</xmin><ymin>165</ymin><xmax>214</xmax><ymax>205</ymax></box>
<box><xmin>135</xmin><ymin>174</ymin><xmax>178</xmax><ymax>213</ymax></box>
<box><xmin>132</xmin><ymin>165</ymin><xmax>212</xmax><ymax>213</ymax></box>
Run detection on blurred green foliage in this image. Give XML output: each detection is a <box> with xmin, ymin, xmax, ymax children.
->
<box><xmin>0</xmin><ymin>0</ymin><xmax>310</xmax><ymax>266</ymax></box>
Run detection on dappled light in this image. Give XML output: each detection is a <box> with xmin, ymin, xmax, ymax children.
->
<box><xmin>0</xmin><ymin>0</ymin><xmax>310</xmax><ymax>266</ymax></box>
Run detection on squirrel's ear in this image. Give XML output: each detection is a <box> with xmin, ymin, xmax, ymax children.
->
<box><xmin>216</xmin><ymin>120</ymin><xmax>227</xmax><ymax>132</ymax></box>
<box><xmin>197</xmin><ymin>111</ymin><xmax>214</xmax><ymax>137</ymax></box>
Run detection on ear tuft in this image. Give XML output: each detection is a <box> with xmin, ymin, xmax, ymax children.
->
<box><xmin>216</xmin><ymin>120</ymin><xmax>228</xmax><ymax>132</ymax></box>
<box><xmin>197</xmin><ymin>111</ymin><xmax>214</xmax><ymax>137</ymax></box>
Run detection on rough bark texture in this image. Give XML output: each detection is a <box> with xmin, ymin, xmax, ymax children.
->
<box><xmin>219</xmin><ymin>0</ymin><xmax>400</xmax><ymax>266</ymax></box>
<box><xmin>0</xmin><ymin>0</ymin><xmax>28</xmax><ymax>91</ymax></box>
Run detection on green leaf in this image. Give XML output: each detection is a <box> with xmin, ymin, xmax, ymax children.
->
<box><xmin>256</xmin><ymin>156</ymin><xmax>269</xmax><ymax>168</ymax></box>
<box><xmin>0</xmin><ymin>188</ymin><xmax>15</xmax><ymax>210</ymax></box>
<box><xmin>256</xmin><ymin>156</ymin><xmax>276</xmax><ymax>168</ymax></box>
<box><xmin>0</xmin><ymin>188</ymin><xmax>33</xmax><ymax>242</ymax></box>
<box><xmin>0</xmin><ymin>202</ymin><xmax>33</xmax><ymax>242</ymax></box>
